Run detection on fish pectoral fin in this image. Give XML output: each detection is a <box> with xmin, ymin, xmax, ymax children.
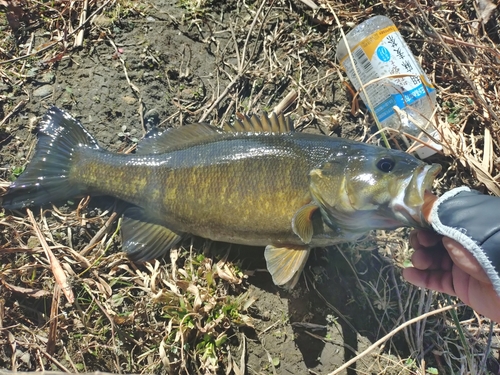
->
<box><xmin>222</xmin><ymin>112</ymin><xmax>294</xmax><ymax>134</ymax></box>
<box><xmin>264</xmin><ymin>245</ymin><xmax>310</xmax><ymax>289</ymax></box>
<box><xmin>122</xmin><ymin>206</ymin><xmax>183</xmax><ymax>262</ymax></box>
<box><xmin>292</xmin><ymin>203</ymin><xmax>319</xmax><ymax>244</ymax></box>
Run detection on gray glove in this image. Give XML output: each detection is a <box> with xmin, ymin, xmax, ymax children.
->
<box><xmin>428</xmin><ymin>187</ymin><xmax>500</xmax><ymax>297</ymax></box>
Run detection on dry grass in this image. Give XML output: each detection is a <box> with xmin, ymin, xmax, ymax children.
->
<box><xmin>1</xmin><ymin>203</ymin><xmax>252</xmax><ymax>373</ymax></box>
<box><xmin>1</xmin><ymin>0</ymin><xmax>500</xmax><ymax>374</ymax></box>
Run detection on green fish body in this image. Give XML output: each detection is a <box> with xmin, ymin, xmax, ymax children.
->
<box><xmin>1</xmin><ymin>107</ymin><xmax>441</xmax><ymax>287</ymax></box>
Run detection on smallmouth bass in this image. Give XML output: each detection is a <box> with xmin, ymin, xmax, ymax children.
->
<box><xmin>1</xmin><ymin>107</ymin><xmax>441</xmax><ymax>288</ymax></box>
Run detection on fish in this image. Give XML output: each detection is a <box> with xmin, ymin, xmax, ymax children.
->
<box><xmin>1</xmin><ymin>106</ymin><xmax>441</xmax><ymax>288</ymax></box>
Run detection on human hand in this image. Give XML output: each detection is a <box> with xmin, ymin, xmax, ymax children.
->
<box><xmin>403</xmin><ymin>229</ymin><xmax>500</xmax><ymax>322</ymax></box>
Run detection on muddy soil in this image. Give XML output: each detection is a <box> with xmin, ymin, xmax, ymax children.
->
<box><xmin>0</xmin><ymin>1</ymin><xmax>460</xmax><ymax>374</ymax></box>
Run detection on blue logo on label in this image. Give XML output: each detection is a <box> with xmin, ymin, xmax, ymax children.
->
<box><xmin>376</xmin><ymin>46</ymin><xmax>390</xmax><ymax>62</ymax></box>
<box><xmin>373</xmin><ymin>84</ymin><xmax>436</xmax><ymax>122</ymax></box>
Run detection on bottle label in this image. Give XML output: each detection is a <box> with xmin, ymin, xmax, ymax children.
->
<box><xmin>340</xmin><ymin>25</ymin><xmax>435</xmax><ymax>122</ymax></box>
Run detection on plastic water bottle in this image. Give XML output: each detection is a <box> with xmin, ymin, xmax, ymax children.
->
<box><xmin>336</xmin><ymin>15</ymin><xmax>440</xmax><ymax>158</ymax></box>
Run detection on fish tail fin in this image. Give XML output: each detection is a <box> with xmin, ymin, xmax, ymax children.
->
<box><xmin>1</xmin><ymin>106</ymin><xmax>100</xmax><ymax>209</ymax></box>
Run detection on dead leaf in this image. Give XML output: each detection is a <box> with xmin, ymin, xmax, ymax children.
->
<box><xmin>469</xmin><ymin>158</ymin><xmax>500</xmax><ymax>196</ymax></box>
<box><xmin>1</xmin><ymin>279</ymin><xmax>51</xmax><ymax>298</ymax></box>
<box><xmin>187</xmin><ymin>283</ymin><xmax>202</xmax><ymax>312</ymax></box>
<box><xmin>477</xmin><ymin>0</ymin><xmax>497</xmax><ymax>24</ymax></box>
<box><xmin>215</xmin><ymin>261</ymin><xmax>242</xmax><ymax>284</ymax></box>
<box><xmin>6</xmin><ymin>0</ymin><xmax>28</xmax><ymax>33</ymax></box>
<box><xmin>298</xmin><ymin>0</ymin><xmax>318</xmax><ymax>10</ymax></box>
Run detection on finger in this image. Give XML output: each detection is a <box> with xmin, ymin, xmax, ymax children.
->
<box><xmin>402</xmin><ymin>267</ymin><xmax>456</xmax><ymax>296</ymax></box>
<box><xmin>467</xmin><ymin>278</ymin><xmax>500</xmax><ymax>322</ymax></box>
<box><xmin>409</xmin><ymin>230</ymin><xmax>424</xmax><ymax>251</ymax></box>
<box><xmin>451</xmin><ymin>265</ymin><xmax>471</xmax><ymax>306</ymax></box>
<box><xmin>410</xmin><ymin>246</ymin><xmax>451</xmax><ymax>271</ymax></box>
<box><xmin>443</xmin><ymin>237</ymin><xmax>491</xmax><ymax>284</ymax></box>
<box><xmin>415</xmin><ymin>230</ymin><xmax>442</xmax><ymax>248</ymax></box>
<box><xmin>452</xmin><ymin>264</ymin><xmax>500</xmax><ymax>322</ymax></box>
<box><xmin>411</xmin><ymin>248</ymin><xmax>437</xmax><ymax>270</ymax></box>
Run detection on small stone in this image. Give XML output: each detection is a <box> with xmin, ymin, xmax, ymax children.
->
<box><xmin>40</xmin><ymin>72</ymin><xmax>55</xmax><ymax>83</ymax></box>
<box><xmin>93</xmin><ymin>14</ymin><xmax>113</xmax><ymax>27</ymax></box>
<box><xmin>33</xmin><ymin>85</ymin><xmax>52</xmax><ymax>97</ymax></box>
<box><xmin>19</xmin><ymin>351</ymin><xmax>31</xmax><ymax>366</ymax></box>
<box><xmin>27</xmin><ymin>236</ymin><xmax>39</xmax><ymax>248</ymax></box>
<box><xmin>26</xmin><ymin>68</ymin><xmax>39</xmax><ymax>77</ymax></box>
<box><xmin>122</xmin><ymin>95</ymin><xmax>136</xmax><ymax>105</ymax></box>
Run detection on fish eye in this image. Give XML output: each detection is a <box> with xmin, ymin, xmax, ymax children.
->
<box><xmin>376</xmin><ymin>158</ymin><xmax>395</xmax><ymax>173</ymax></box>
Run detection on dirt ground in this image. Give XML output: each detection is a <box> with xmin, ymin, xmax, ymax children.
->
<box><xmin>1</xmin><ymin>1</ymin><xmax>500</xmax><ymax>374</ymax></box>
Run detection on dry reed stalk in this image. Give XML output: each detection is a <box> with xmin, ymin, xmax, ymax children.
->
<box><xmin>26</xmin><ymin>209</ymin><xmax>75</xmax><ymax>304</ymax></box>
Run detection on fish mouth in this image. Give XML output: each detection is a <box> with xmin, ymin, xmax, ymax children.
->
<box><xmin>391</xmin><ymin>163</ymin><xmax>441</xmax><ymax>227</ymax></box>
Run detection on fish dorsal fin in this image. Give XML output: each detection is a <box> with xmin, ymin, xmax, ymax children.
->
<box><xmin>222</xmin><ymin>112</ymin><xmax>294</xmax><ymax>134</ymax></box>
<box><xmin>292</xmin><ymin>203</ymin><xmax>319</xmax><ymax>244</ymax></box>
<box><xmin>264</xmin><ymin>245</ymin><xmax>310</xmax><ymax>289</ymax></box>
<box><xmin>137</xmin><ymin>123</ymin><xmax>221</xmax><ymax>154</ymax></box>
<box><xmin>121</xmin><ymin>206</ymin><xmax>183</xmax><ymax>261</ymax></box>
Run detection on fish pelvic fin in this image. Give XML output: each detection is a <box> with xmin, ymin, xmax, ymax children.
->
<box><xmin>122</xmin><ymin>206</ymin><xmax>183</xmax><ymax>262</ymax></box>
<box><xmin>264</xmin><ymin>244</ymin><xmax>310</xmax><ymax>289</ymax></box>
<box><xmin>1</xmin><ymin>106</ymin><xmax>99</xmax><ymax>209</ymax></box>
<box><xmin>222</xmin><ymin>112</ymin><xmax>294</xmax><ymax>134</ymax></box>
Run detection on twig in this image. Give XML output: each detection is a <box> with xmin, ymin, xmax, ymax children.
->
<box><xmin>198</xmin><ymin>0</ymin><xmax>269</xmax><ymax>122</ymax></box>
<box><xmin>0</xmin><ymin>295</ymin><xmax>4</xmax><ymax>329</ymax></box>
<box><xmin>326</xmin><ymin>303</ymin><xmax>459</xmax><ymax>375</ymax></box>
<box><xmin>47</xmin><ymin>285</ymin><xmax>61</xmax><ymax>355</ymax></box>
<box><xmin>0</xmin><ymin>0</ymin><xmax>112</xmax><ymax>65</ymax></box>
<box><xmin>39</xmin><ymin>348</ymin><xmax>72</xmax><ymax>373</ymax></box>
<box><xmin>74</xmin><ymin>0</ymin><xmax>89</xmax><ymax>48</ymax></box>
<box><xmin>26</xmin><ymin>209</ymin><xmax>75</xmax><ymax>304</ymax></box>
<box><xmin>80</xmin><ymin>211</ymin><xmax>120</xmax><ymax>256</ymax></box>
<box><xmin>83</xmin><ymin>284</ymin><xmax>123</xmax><ymax>374</ymax></box>
<box><xmin>107</xmin><ymin>37</ymin><xmax>140</xmax><ymax>94</ymax></box>
<box><xmin>8</xmin><ymin>331</ymin><xmax>16</xmax><ymax>371</ymax></box>
<box><xmin>240</xmin><ymin>0</ymin><xmax>268</xmax><ymax>72</ymax></box>
<box><xmin>20</xmin><ymin>32</ymin><xmax>35</xmax><ymax>75</ymax></box>
<box><xmin>198</xmin><ymin>73</ymin><xmax>244</xmax><ymax>122</ymax></box>
<box><xmin>0</xmin><ymin>99</ymin><xmax>28</xmax><ymax>128</ymax></box>
<box><xmin>423</xmin><ymin>29</ymin><xmax>500</xmax><ymax>59</ymax></box>
<box><xmin>273</xmin><ymin>89</ymin><xmax>297</xmax><ymax>114</ymax></box>
<box><xmin>412</xmin><ymin>0</ymin><xmax>500</xmax><ymax>127</ymax></box>
<box><xmin>0</xmin><ymin>372</ymin><xmax>137</xmax><ymax>375</ymax></box>
<box><xmin>298</xmin><ymin>0</ymin><xmax>318</xmax><ymax>10</ymax></box>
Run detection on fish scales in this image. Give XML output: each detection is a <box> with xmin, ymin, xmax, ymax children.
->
<box><xmin>1</xmin><ymin>107</ymin><xmax>442</xmax><ymax>288</ymax></box>
<box><xmin>73</xmin><ymin>134</ymin><xmax>329</xmax><ymax>245</ymax></box>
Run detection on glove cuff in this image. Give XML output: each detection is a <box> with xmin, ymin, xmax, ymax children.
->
<box><xmin>430</xmin><ymin>187</ymin><xmax>500</xmax><ymax>298</ymax></box>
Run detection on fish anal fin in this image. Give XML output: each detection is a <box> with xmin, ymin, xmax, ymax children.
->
<box><xmin>122</xmin><ymin>206</ymin><xmax>183</xmax><ymax>261</ymax></box>
<box><xmin>136</xmin><ymin>123</ymin><xmax>220</xmax><ymax>154</ymax></box>
<box><xmin>264</xmin><ymin>245</ymin><xmax>310</xmax><ymax>289</ymax></box>
<box><xmin>292</xmin><ymin>203</ymin><xmax>319</xmax><ymax>244</ymax></box>
<box><xmin>222</xmin><ymin>112</ymin><xmax>294</xmax><ymax>134</ymax></box>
